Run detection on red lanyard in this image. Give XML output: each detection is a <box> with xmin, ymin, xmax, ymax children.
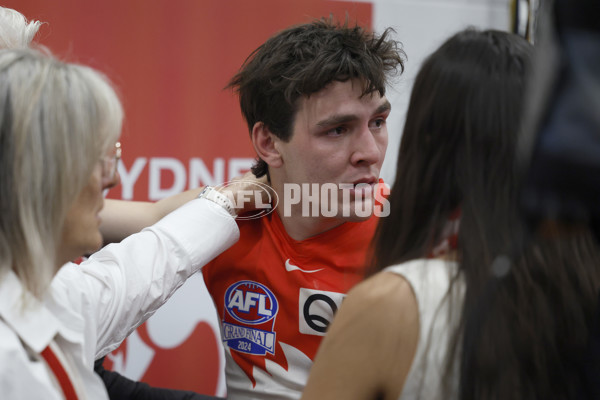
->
<box><xmin>40</xmin><ymin>344</ymin><xmax>79</xmax><ymax>400</ymax></box>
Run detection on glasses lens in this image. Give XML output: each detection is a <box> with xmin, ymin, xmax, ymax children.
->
<box><xmin>101</xmin><ymin>142</ymin><xmax>121</xmax><ymax>181</ymax></box>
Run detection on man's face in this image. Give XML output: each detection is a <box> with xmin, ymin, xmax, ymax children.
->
<box><xmin>272</xmin><ymin>79</ymin><xmax>390</xmax><ymax>223</ymax></box>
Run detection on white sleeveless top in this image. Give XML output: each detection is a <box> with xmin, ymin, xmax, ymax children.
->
<box><xmin>383</xmin><ymin>259</ymin><xmax>464</xmax><ymax>399</ymax></box>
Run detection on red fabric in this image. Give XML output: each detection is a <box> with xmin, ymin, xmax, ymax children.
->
<box><xmin>203</xmin><ymin>209</ymin><xmax>379</xmax><ymax>387</ymax></box>
<box><xmin>41</xmin><ymin>345</ymin><xmax>78</xmax><ymax>400</ymax></box>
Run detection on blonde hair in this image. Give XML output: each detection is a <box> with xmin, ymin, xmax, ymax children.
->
<box><xmin>0</xmin><ymin>7</ymin><xmax>41</xmax><ymax>49</ymax></box>
<box><xmin>0</xmin><ymin>48</ymin><xmax>123</xmax><ymax>298</ymax></box>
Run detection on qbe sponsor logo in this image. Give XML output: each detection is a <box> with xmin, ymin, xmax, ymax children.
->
<box><xmin>299</xmin><ymin>288</ymin><xmax>346</xmax><ymax>336</ymax></box>
<box><xmin>223</xmin><ymin>281</ymin><xmax>278</xmax><ymax>355</ymax></box>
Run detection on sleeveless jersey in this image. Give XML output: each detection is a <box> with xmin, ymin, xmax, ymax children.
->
<box><xmin>202</xmin><ymin>212</ymin><xmax>378</xmax><ymax>399</ymax></box>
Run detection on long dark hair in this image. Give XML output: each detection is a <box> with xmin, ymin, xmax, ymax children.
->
<box><xmin>372</xmin><ymin>29</ymin><xmax>600</xmax><ymax>398</ymax></box>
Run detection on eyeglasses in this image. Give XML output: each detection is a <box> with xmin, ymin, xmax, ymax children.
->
<box><xmin>100</xmin><ymin>142</ymin><xmax>122</xmax><ymax>181</ymax></box>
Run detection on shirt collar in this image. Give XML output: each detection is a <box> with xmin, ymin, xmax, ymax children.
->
<box><xmin>0</xmin><ymin>270</ymin><xmax>61</xmax><ymax>352</ymax></box>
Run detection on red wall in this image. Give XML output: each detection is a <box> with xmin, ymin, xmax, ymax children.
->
<box><xmin>10</xmin><ymin>0</ymin><xmax>372</xmax><ymax>201</ymax></box>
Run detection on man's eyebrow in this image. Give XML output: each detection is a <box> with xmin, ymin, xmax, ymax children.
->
<box><xmin>376</xmin><ymin>100</ymin><xmax>392</xmax><ymax>115</ymax></box>
<box><xmin>316</xmin><ymin>114</ymin><xmax>357</xmax><ymax>128</ymax></box>
<box><xmin>316</xmin><ymin>100</ymin><xmax>392</xmax><ymax>128</ymax></box>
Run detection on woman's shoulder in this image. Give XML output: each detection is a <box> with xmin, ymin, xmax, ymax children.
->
<box><xmin>347</xmin><ymin>267</ymin><xmax>416</xmax><ymax>314</ymax></box>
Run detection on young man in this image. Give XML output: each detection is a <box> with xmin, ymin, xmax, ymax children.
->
<box><xmin>200</xmin><ymin>19</ymin><xmax>405</xmax><ymax>399</ymax></box>
<box><xmin>99</xmin><ymin>17</ymin><xmax>404</xmax><ymax>400</ymax></box>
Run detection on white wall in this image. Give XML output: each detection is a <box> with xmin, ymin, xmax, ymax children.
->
<box><xmin>372</xmin><ymin>0</ymin><xmax>511</xmax><ymax>183</ymax></box>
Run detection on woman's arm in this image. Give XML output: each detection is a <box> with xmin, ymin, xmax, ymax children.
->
<box><xmin>100</xmin><ymin>171</ymin><xmax>268</xmax><ymax>244</ymax></box>
<box><xmin>100</xmin><ymin>188</ymin><xmax>203</xmax><ymax>244</ymax></box>
<box><xmin>301</xmin><ymin>272</ymin><xmax>419</xmax><ymax>400</ymax></box>
<box><xmin>54</xmin><ymin>172</ymin><xmax>270</xmax><ymax>358</ymax></box>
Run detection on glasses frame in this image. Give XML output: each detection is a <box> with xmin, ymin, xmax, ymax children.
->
<box><xmin>100</xmin><ymin>142</ymin><xmax>122</xmax><ymax>182</ymax></box>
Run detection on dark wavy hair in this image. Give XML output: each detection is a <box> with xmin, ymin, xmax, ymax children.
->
<box><xmin>372</xmin><ymin>28</ymin><xmax>600</xmax><ymax>399</ymax></box>
<box><xmin>227</xmin><ymin>16</ymin><xmax>405</xmax><ymax>177</ymax></box>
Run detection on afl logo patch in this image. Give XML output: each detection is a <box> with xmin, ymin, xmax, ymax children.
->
<box><xmin>222</xmin><ymin>281</ymin><xmax>279</xmax><ymax>355</ymax></box>
<box><xmin>225</xmin><ymin>281</ymin><xmax>278</xmax><ymax>324</ymax></box>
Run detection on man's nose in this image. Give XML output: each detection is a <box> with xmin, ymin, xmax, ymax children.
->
<box><xmin>350</xmin><ymin>126</ymin><xmax>386</xmax><ymax>166</ymax></box>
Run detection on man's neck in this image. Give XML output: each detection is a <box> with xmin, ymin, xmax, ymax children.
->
<box><xmin>276</xmin><ymin>207</ymin><xmax>344</xmax><ymax>241</ymax></box>
<box><xmin>270</xmin><ymin>177</ymin><xmax>345</xmax><ymax>240</ymax></box>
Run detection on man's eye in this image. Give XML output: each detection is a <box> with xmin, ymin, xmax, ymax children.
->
<box><xmin>326</xmin><ymin>126</ymin><xmax>346</xmax><ymax>136</ymax></box>
<box><xmin>370</xmin><ymin>118</ymin><xmax>386</xmax><ymax>129</ymax></box>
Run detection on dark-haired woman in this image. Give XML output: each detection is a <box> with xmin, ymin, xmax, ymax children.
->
<box><xmin>301</xmin><ymin>28</ymin><xmax>600</xmax><ymax>400</ymax></box>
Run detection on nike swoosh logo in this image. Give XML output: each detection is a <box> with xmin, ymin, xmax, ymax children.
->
<box><xmin>285</xmin><ymin>259</ymin><xmax>324</xmax><ymax>273</ymax></box>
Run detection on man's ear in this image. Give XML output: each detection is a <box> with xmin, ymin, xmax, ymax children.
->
<box><xmin>251</xmin><ymin>122</ymin><xmax>283</xmax><ymax>168</ymax></box>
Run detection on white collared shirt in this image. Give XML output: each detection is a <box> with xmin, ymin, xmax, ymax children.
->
<box><xmin>0</xmin><ymin>198</ymin><xmax>239</xmax><ymax>399</ymax></box>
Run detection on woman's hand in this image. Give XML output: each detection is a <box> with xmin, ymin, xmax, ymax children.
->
<box><xmin>216</xmin><ymin>171</ymin><xmax>273</xmax><ymax>216</ymax></box>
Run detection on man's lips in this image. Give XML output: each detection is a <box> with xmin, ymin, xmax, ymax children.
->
<box><xmin>347</xmin><ymin>178</ymin><xmax>377</xmax><ymax>198</ymax></box>
<box><xmin>350</xmin><ymin>176</ymin><xmax>377</xmax><ymax>187</ymax></box>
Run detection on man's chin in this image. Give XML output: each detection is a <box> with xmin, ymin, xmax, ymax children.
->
<box><xmin>337</xmin><ymin>198</ymin><xmax>377</xmax><ymax>221</ymax></box>
<box><xmin>342</xmin><ymin>212</ymin><xmax>374</xmax><ymax>222</ymax></box>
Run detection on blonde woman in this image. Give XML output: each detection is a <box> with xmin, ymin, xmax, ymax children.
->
<box><xmin>0</xmin><ymin>48</ymin><xmax>259</xmax><ymax>399</ymax></box>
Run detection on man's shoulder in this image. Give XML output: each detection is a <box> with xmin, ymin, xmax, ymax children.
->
<box><xmin>235</xmin><ymin>214</ymin><xmax>272</xmax><ymax>240</ymax></box>
<box><xmin>204</xmin><ymin>216</ymin><xmax>273</xmax><ymax>271</ymax></box>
